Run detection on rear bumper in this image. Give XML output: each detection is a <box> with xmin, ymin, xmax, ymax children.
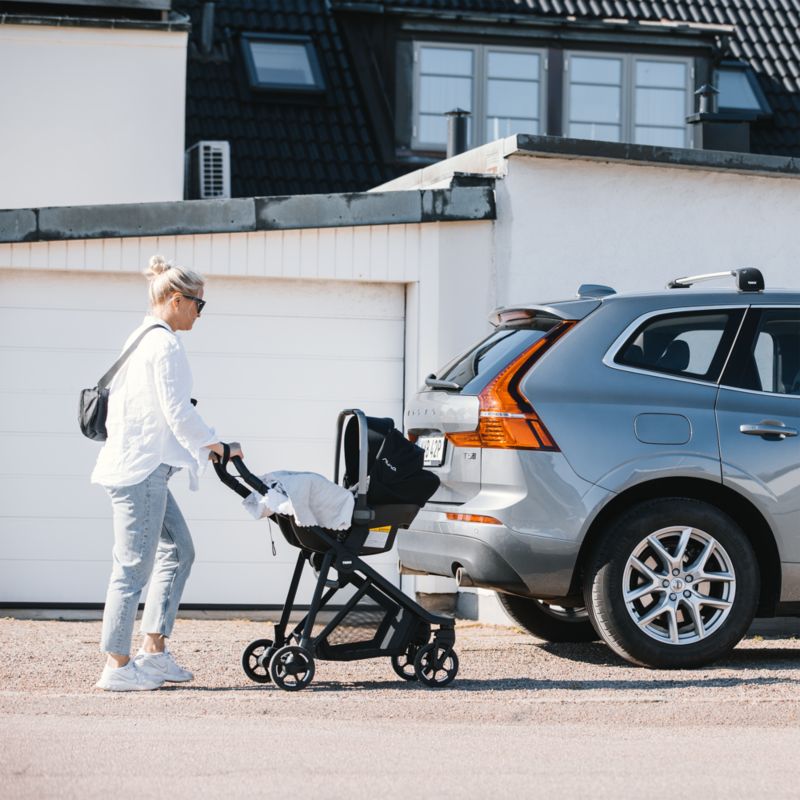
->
<box><xmin>398</xmin><ymin>524</ymin><xmax>530</xmax><ymax>594</ymax></box>
<box><xmin>398</xmin><ymin>513</ymin><xmax>584</xmax><ymax>598</ymax></box>
<box><xmin>397</xmin><ymin>451</ymin><xmax>613</xmax><ymax>598</ymax></box>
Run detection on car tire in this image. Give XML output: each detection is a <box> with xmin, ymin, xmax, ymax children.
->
<box><xmin>497</xmin><ymin>592</ymin><xmax>599</xmax><ymax>643</ymax></box>
<box><xmin>584</xmin><ymin>498</ymin><xmax>759</xmax><ymax>669</ymax></box>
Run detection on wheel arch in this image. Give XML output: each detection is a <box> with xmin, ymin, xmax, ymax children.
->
<box><xmin>572</xmin><ymin>477</ymin><xmax>781</xmax><ymax>616</ymax></box>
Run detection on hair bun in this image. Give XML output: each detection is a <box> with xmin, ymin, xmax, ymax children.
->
<box><xmin>145</xmin><ymin>254</ymin><xmax>172</xmax><ymax>279</ymax></box>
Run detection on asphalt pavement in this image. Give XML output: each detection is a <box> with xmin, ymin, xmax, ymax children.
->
<box><xmin>2</xmin><ymin>617</ymin><xmax>799</xmax><ymax>799</ymax></box>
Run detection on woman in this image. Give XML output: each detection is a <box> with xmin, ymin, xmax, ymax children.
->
<box><xmin>91</xmin><ymin>255</ymin><xmax>242</xmax><ymax>691</ymax></box>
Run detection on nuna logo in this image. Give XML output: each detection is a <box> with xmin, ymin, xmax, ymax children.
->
<box><xmin>381</xmin><ymin>457</ymin><xmax>397</xmax><ymax>472</ymax></box>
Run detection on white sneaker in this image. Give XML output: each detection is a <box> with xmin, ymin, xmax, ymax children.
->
<box><xmin>95</xmin><ymin>661</ymin><xmax>164</xmax><ymax>692</ymax></box>
<box><xmin>135</xmin><ymin>648</ymin><xmax>194</xmax><ymax>683</ymax></box>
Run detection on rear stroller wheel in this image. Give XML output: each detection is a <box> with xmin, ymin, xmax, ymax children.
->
<box><xmin>269</xmin><ymin>645</ymin><xmax>315</xmax><ymax>691</ymax></box>
<box><xmin>242</xmin><ymin>639</ymin><xmax>274</xmax><ymax>684</ymax></box>
<box><xmin>413</xmin><ymin>642</ymin><xmax>459</xmax><ymax>688</ymax></box>
<box><xmin>390</xmin><ymin>647</ymin><xmax>419</xmax><ymax>682</ymax></box>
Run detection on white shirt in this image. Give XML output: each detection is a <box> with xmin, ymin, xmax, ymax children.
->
<box><xmin>91</xmin><ymin>316</ymin><xmax>217</xmax><ymax>490</ymax></box>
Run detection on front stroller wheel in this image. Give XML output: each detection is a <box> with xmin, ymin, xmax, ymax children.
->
<box><xmin>269</xmin><ymin>645</ymin><xmax>315</xmax><ymax>691</ymax></box>
<box><xmin>413</xmin><ymin>643</ymin><xmax>459</xmax><ymax>688</ymax></box>
<box><xmin>242</xmin><ymin>639</ymin><xmax>274</xmax><ymax>683</ymax></box>
<box><xmin>390</xmin><ymin>648</ymin><xmax>418</xmax><ymax>682</ymax></box>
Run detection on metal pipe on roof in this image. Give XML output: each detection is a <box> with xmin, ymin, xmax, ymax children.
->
<box><xmin>445</xmin><ymin>109</ymin><xmax>470</xmax><ymax>159</ymax></box>
<box><xmin>200</xmin><ymin>2</ymin><xmax>215</xmax><ymax>56</ymax></box>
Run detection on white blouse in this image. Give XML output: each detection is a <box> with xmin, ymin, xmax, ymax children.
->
<box><xmin>91</xmin><ymin>316</ymin><xmax>217</xmax><ymax>490</ymax></box>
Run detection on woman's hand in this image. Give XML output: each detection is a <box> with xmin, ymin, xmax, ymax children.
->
<box><xmin>209</xmin><ymin>441</ymin><xmax>244</xmax><ymax>461</ymax></box>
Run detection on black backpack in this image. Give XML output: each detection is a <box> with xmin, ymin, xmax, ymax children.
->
<box><xmin>343</xmin><ymin>416</ymin><xmax>439</xmax><ymax>508</ymax></box>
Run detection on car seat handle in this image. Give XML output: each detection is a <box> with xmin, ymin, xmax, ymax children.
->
<box><xmin>335</xmin><ymin>408</ymin><xmax>369</xmax><ymax>510</ymax></box>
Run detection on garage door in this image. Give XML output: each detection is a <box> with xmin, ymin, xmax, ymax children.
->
<box><xmin>0</xmin><ymin>270</ymin><xmax>405</xmax><ymax>605</ymax></box>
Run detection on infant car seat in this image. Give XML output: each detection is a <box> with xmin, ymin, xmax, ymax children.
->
<box><xmin>343</xmin><ymin>416</ymin><xmax>440</xmax><ymax>508</ymax></box>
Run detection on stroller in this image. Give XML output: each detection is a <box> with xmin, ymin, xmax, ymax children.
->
<box><xmin>214</xmin><ymin>409</ymin><xmax>459</xmax><ymax>691</ymax></box>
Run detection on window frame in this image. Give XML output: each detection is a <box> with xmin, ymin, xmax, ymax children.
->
<box><xmin>411</xmin><ymin>41</ymin><xmax>547</xmax><ymax>152</ymax></box>
<box><xmin>563</xmin><ymin>50</ymin><xmax>695</xmax><ymax>148</ymax></box>
<box><xmin>241</xmin><ymin>32</ymin><xmax>326</xmax><ymax>93</ymax></box>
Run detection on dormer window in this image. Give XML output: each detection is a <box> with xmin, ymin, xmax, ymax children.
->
<box><xmin>241</xmin><ymin>34</ymin><xmax>325</xmax><ymax>92</ymax></box>
<box><xmin>715</xmin><ymin>61</ymin><xmax>771</xmax><ymax>117</ymax></box>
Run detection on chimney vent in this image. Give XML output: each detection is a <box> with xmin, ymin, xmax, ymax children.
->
<box><xmin>445</xmin><ymin>109</ymin><xmax>470</xmax><ymax>158</ymax></box>
<box><xmin>695</xmin><ymin>84</ymin><xmax>720</xmax><ymax>115</ymax></box>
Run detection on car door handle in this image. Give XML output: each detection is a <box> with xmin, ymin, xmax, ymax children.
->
<box><xmin>739</xmin><ymin>422</ymin><xmax>799</xmax><ymax>439</ymax></box>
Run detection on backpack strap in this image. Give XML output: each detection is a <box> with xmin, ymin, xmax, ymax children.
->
<box><xmin>97</xmin><ymin>324</ymin><xmax>166</xmax><ymax>389</ymax></box>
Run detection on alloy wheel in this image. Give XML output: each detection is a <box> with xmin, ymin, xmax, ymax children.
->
<box><xmin>622</xmin><ymin>525</ymin><xmax>736</xmax><ymax>645</ymax></box>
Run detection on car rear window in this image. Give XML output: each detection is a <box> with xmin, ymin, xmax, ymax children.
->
<box><xmin>615</xmin><ymin>310</ymin><xmax>744</xmax><ymax>382</ymax></box>
<box><xmin>431</xmin><ymin>317</ymin><xmax>560</xmax><ymax>395</ymax></box>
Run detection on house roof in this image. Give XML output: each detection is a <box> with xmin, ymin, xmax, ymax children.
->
<box><xmin>178</xmin><ymin>0</ymin><xmax>800</xmax><ymax>198</ymax></box>
<box><xmin>179</xmin><ymin>0</ymin><xmax>395</xmax><ymax>199</ymax></box>
<box><xmin>371</xmin><ymin>0</ymin><xmax>800</xmax><ymax>155</ymax></box>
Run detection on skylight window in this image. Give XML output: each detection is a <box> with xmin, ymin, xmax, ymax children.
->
<box><xmin>242</xmin><ymin>34</ymin><xmax>325</xmax><ymax>92</ymax></box>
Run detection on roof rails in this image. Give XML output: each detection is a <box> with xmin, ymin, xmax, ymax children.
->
<box><xmin>667</xmin><ymin>267</ymin><xmax>764</xmax><ymax>292</ymax></box>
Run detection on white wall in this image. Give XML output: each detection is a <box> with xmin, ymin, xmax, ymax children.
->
<box><xmin>0</xmin><ymin>24</ymin><xmax>187</xmax><ymax>209</ymax></box>
<box><xmin>497</xmin><ymin>154</ymin><xmax>800</xmax><ymax>303</ymax></box>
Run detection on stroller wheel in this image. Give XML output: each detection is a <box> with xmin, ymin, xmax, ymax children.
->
<box><xmin>413</xmin><ymin>643</ymin><xmax>459</xmax><ymax>688</ymax></box>
<box><xmin>269</xmin><ymin>645</ymin><xmax>315</xmax><ymax>691</ymax></box>
<box><xmin>242</xmin><ymin>639</ymin><xmax>274</xmax><ymax>684</ymax></box>
<box><xmin>390</xmin><ymin>649</ymin><xmax>418</xmax><ymax>682</ymax></box>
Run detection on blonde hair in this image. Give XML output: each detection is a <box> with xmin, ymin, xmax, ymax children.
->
<box><xmin>144</xmin><ymin>255</ymin><xmax>204</xmax><ymax>307</ymax></box>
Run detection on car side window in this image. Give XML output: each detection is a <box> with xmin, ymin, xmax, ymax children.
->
<box><xmin>615</xmin><ymin>310</ymin><xmax>743</xmax><ymax>382</ymax></box>
<box><xmin>722</xmin><ymin>308</ymin><xmax>800</xmax><ymax>394</ymax></box>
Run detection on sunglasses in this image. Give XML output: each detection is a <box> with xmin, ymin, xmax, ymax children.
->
<box><xmin>182</xmin><ymin>294</ymin><xmax>206</xmax><ymax>314</ymax></box>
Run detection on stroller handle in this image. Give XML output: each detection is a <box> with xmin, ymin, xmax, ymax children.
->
<box><xmin>213</xmin><ymin>454</ymin><xmax>270</xmax><ymax>499</ymax></box>
<box><xmin>334</xmin><ymin>408</ymin><xmax>369</xmax><ymax>511</ymax></box>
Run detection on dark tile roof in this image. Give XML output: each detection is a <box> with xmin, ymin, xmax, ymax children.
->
<box><xmin>377</xmin><ymin>0</ymin><xmax>800</xmax><ymax>156</ymax></box>
<box><xmin>179</xmin><ymin>0</ymin><xmax>800</xmax><ymax>198</ymax></box>
<box><xmin>179</xmin><ymin>0</ymin><xmax>394</xmax><ymax>197</ymax></box>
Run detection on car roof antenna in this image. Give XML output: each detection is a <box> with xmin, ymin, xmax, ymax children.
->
<box><xmin>667</xmin><ymin>268</ymin><xmax>764</xmax><ymax>292</ymax></box>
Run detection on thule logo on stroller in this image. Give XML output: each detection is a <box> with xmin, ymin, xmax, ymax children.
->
<box><xmin>214</xmin><ymin>409</ymin><xmax>459</xmax><ymax>691</ymax></box>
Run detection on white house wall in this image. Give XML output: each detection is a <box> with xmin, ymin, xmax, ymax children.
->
<box><xmin>0</xmin><ymin>24</ymin><xmax>187</xmax><ymax>210</ymax></box>
<box><xmin>497</xmin><ymin>154</ymin><xmax>800</xmax><ymax>303</ymax></box>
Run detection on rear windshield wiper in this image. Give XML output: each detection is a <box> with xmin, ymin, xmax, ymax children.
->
<box><xmin>425</xmin><ymin>373</ymin><xmax>462</xmax><ymax>391</ymax></box>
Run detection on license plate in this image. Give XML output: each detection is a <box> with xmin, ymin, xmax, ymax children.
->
<box><xmin>418</xmin><ymin>435</ymin><xmax>446</xmax><ymax>467</ymax></box>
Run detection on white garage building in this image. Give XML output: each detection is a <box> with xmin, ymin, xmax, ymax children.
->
<box><xmin>3</xmin><ymin>134</ymin><xmax>800</xmax><ymax>611</ymax></box>
<box><xmin>0</xmin><ymin>185</ymin><xmax>495</xmax><ymax>606</ymax></box>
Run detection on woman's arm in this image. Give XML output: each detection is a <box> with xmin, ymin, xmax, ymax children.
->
<box><xmin>153</xmin><ymin>341</ymin><xmax>243</xmax><ymax>460</ymax></box>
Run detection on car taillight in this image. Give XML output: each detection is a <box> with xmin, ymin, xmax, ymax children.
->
<box><xmin>446</xmin><ymin>320</ymin><xmax>575</xmax><ymax>451</ymax></box>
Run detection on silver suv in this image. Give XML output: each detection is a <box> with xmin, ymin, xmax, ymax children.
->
<box><xmin>400</xmin><ymin>268</ymin><xmax>800</xmax><ymax>668</ymax></box>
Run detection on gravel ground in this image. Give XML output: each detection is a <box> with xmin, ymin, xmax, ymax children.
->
<box><xmin>2</xmin><ymin>617</ymin><xmax>800</xmax><ymax>798</ymax></box>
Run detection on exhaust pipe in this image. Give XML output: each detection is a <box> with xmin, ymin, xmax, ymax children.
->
<box><xmin>455</xmin><ymin>566</ymin><xmax>476</xmax><ymax>587</ymax></box>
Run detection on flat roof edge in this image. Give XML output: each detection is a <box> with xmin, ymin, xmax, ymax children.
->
<box><xmin>0</xmin><ymin>185</ymin><xmax>496</xmax><ymax>244</ymax></box>
<box><xmin>512</xmin><ymin>135</ymin><xmax>800</xmax><ymax>178</ymax></box>
<box><xmin>0</xmin><ymin>11</ymin><xmax>190</xmax><ymax>31</ymax></box>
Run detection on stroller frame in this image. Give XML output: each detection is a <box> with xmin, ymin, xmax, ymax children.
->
<box><xmin>214</xmin><ymin>409</ymin><xmax>458</xmax><ymax>691</ymax></box>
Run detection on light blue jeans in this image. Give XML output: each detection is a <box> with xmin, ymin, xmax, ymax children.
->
<box><xmin>100</xmin><ymin>464</ymin><xmax>195</xmax><ymax>656</ymax></box>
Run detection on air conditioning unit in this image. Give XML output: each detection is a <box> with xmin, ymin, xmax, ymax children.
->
<box><xmin>185</xmin><ymin>140</ymin><xmax>231</xmax><ymax>199</ymax></box>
